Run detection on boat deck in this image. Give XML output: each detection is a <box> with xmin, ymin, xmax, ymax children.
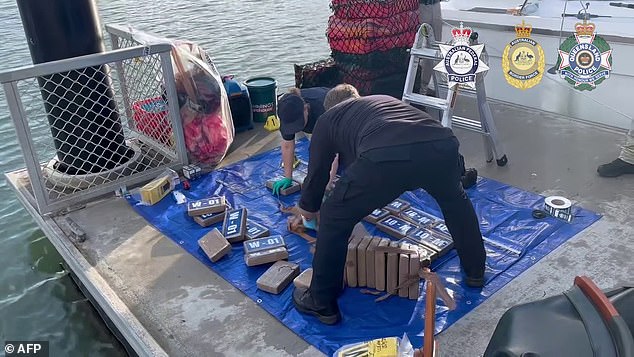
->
<box><xmin>5</xmin><ymin>99</ymin><xmax>633</xmax><ymax>356</ymax></box>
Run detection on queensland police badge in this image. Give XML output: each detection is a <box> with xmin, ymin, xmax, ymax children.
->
<box><xmin>502</xmin><ymin>21</ymin><xmax>544</xmax><ymax>90</ymax></box>
<box><xmin>434</xmin><ymin>22</ymin><xmax>489</xmax><ymax>89</ymax></box>
<box><xmin>556</xmin><ymin>21</ymin><xmax>612</xmax><ymax>91</ymax></box>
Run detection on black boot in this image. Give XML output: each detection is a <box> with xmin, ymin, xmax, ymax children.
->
<box><xmin>461</xmin><ymin>168</ymin><xmax>478</xmax><ymax>189</ymax></box>
<box><xmin>293</xmin><ymin>287</ymin><xmax>341</xmax><ymax>325</ymax></box>
<box><xmin>465</xmin><ymin>275</ymin><xmax>485</xmax><ymax>288</ymax></box>
<box><xmin>597</xmin><ymin>158</ymin><xmax>634</xmax><ymax>177</ymax></box>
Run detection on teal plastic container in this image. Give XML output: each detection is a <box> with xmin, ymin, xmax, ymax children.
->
<box><xmin>244</xmin><ymin>77</ymin><xmax>277</xmax><ymax>123</ymax></box>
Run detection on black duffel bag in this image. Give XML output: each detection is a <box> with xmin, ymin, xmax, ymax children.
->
<box><xmin>484</xmin><ymin>276</ymin><xmax>634</xmax><ymax>357</ymax></box>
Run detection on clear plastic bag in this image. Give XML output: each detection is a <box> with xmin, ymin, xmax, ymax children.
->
<box><xmin>129</xmin><ymin>29</ymin><xmax>235</xmax><ymax>167</ymax></box>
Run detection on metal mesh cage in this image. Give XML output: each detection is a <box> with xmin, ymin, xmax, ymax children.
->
<box><xmin>0</xmin><ymin>43</ymin><xmax>187</xmax><ymax>214</ymax></box>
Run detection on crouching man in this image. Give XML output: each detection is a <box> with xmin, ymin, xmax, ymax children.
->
<box><xmin>291</xmin><ymin>88</ymin><xmax>487</xmax><ymax>325</ymax></box>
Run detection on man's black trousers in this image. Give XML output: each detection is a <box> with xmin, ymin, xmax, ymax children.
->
<box><xmin>309</xmin><ymin>137</ymin><xmax>486</xmax><ymax>305</ymax></box>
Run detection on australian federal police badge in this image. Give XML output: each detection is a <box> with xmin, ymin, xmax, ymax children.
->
<box><xmin>556</xmin><ymin>21</ymin><xmax>612</xmax><ymax>91</ymax></box>
<box><xmin>502</xmin><ymin>21</ymin><xmax>544</xmax><ymax>90</ymax></box>
<box><xmin>434</xmin><ymin>22</ymin><xmax>489</xmax><ymax>89</ymax></box>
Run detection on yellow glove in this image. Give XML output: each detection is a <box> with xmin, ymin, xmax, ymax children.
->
<box><xmin>264</xmin><ymin>115</ymin><xmax>280</xmax><ymax>131</ymax></box>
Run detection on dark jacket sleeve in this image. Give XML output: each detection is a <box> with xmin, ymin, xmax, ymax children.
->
<box><xmin>298</xmin><ymin>119</ymin><xmax>335</xmax><ymax>213</ymax></box>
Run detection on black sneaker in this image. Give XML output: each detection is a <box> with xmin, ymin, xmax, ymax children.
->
<box><xmin>293</xmin><ymin>287</ymin><xmax>341</xmax><ymax>325</ymax></box>
<box><xmin>461</xmin><ymin>168</ymin><xmax>478</xmax><ymax>189</ymax></box>
<box><xmin>597</xmin><ymin>158</ymin><xmax>634</xmax><ymax>177</ymax></box>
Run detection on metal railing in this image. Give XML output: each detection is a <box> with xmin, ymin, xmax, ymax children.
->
<box><xmin>0</xmin><ymin>44</ymin><xmax>188</xmax><ymax>215</ymax></box>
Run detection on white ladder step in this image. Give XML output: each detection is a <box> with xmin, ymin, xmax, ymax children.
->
<box><xmin>402</xmin><ymin>92</ymin><xmax>448</xmax><ymax>111</ymax></box>
<box><xmin>410</xmin><ymin>47</ymin><xmax>440</xmax><ymax>60</ymax></box>
<box><xmin>452</xmin><ymin>116</ymin><xmax>484</xmax><ymax>132</ymax></box>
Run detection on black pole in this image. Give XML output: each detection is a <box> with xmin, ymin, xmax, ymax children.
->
<box><xmin>17</xmin><ymin>0</ymin><xmax>131</xmax><ymax>175</ymax></box>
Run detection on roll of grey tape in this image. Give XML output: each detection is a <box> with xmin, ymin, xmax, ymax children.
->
<box><xmin>544</xmin><ymin>196</ymin><xmax>573</xmax><ymax>222</ymax></box>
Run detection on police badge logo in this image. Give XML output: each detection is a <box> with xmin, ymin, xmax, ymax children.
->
<box><xmin>556</xmin><ymin>21</ymin><xmax>612</xmax><ymax>91</ymax></box>
<box><xmin>434</xmin><ymin>22</ymin><xmax>489</xmax><ymax>89</ymax></box>
<box><xmin>502</xmin><ymin>21</ymin><xmax>544</xmax><ymax>90</ymax></box>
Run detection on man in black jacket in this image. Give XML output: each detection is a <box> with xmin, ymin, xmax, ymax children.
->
<box><xmin>292</xmin><ymin>93</ymin><xmax>486</xmax><ymax>325</ymax></box>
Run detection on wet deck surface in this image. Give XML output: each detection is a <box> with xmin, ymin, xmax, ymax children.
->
<box><xmin>6</xmin><ymin>99</ymin><xmax>633</xmax><ymax>356</ymax></box>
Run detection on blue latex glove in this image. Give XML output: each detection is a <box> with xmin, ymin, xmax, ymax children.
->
<box><xmin>302</xmin><ymin>215</ymin><xmax>318</xmax><ymax>231</ymax></box>
<box><xmin>272</xmin><ymin>177</ymin><xmax>293</xmax><ymax>195</ymax></box>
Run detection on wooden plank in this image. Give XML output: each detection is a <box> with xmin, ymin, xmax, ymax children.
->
<box><xmin>257</xmin><ymin>261</ymin><xmax>300</xmax><ymax>294</ymax></box>
<box><xmin>198</xmin><ymin>228</ymin><xmax>231</xmax><ymax>263</ymax></box>
<box><xmin>398</xmin><ymin>246</ymin><xmax>411</xmax><ymax>298</ymax></box>
<box><xmin>374</xmin><ymin>238</ymin><xmax>390</xmax><ymax>291</ymax></box>
<box><xmin>385</xmin><ymin>198</ymin><xmax>411</xmax><ymax>215</ymax></box>
<box><xmin>377</xmin><ymin>215</ymin><xmax>416</xmax><ymax>238</ymax></box>
<box><xmin>386</xmin><ymin>241</ymin><xmax>400</xmax><ymax>295</ymax></box>
<box><xmin>293</xmin><ymin>268</ymin><xmax>313</xmax><ymax>290</ymax></box>
<box><xmin>409</xmin><ymin>250</ymin><xmax>421</xmax><ymax>300</ymax></box>
<box><xmin>365</xmin><ymin>237</ymin><xmax>382</xmax><ymax>289</ymax></box>
<box><xmin>222</xmin><ymin>208</ymin><xmax>248</xmax><ymax>243</ymax></box>
<box><xmin>364</xmin><ymin>208</ymin><xmax>389</xmax><ymax>224</ymax></box>
<box><xmin>346</xmin><ymin>235</ymin><xmax>363</xmax><ymax>287</ymax></box>
<box><xmin>187</xmin><ymin>196</ymin><xmax>226</xmax><ymax>217</ymax></box>
<box><xmin>356</xmin><ymin>237</ymin><xmax>372</xmax><ymax>287</ymax></box>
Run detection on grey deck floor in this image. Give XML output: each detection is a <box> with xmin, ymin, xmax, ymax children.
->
<box><xmin>6</xmin><ymin>99</ymin><xmax>634</xmax><ymax>357</ymax></box>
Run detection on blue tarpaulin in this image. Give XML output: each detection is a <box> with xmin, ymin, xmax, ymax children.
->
<box><xmin>126</xmin><ymin>139</ymin><xmax>601</xmax><ymax>355</ymax></box>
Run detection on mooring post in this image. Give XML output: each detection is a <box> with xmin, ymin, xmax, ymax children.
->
<box><xmin>17</xmin><ymin>0</ymin><xmax>131</xmax><ymax>174</ymax></box>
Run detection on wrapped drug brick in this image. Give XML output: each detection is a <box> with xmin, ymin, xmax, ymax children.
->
<box><xmin>244</xmin><ymin>235</ymin><xmax>289</xmax><ymax>267</ymax></box>
<box><xmin>257</xmin><ymin>261</ymin><xmax>300</xmax><ymax>294</ymax></box>
<box><xmin>198</xmin><ymin>228</ymin><xmax>231</xmax><ymax>263</ymax></box>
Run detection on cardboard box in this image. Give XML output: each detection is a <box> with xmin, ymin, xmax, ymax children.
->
<box><xmin>198</xmin><ymin>228</ymin><xmax>231</xmax><ymax>263</ymax></box>
<box><xmin>222</xmin><ymin>208</ymin><xmax>248</xmax><ymax>243</ymax></box>
<box><xmin>257</xmin><ymin>261</ymin><xmax>300</xmax><ymax>294</ymax></box>
<box><xmin>140</xmin><ymin>175</ymin><xmax>173</xmax><ymax>205</ymax></box>
<box><xmin>377</xmin><ymin>215</ymin><xmax>416</xmax><ymax>238</ymax></box>
<box><xmin>187</xmin><ymin>196</ymin><xmax>227</xmax><ymax>217</ymax></box>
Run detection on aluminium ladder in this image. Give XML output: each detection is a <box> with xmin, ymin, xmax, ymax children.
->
<box><xmin>402</xmin><ymin>23</ymin><xmax>508</xmax><ymax>166</ymax></box>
